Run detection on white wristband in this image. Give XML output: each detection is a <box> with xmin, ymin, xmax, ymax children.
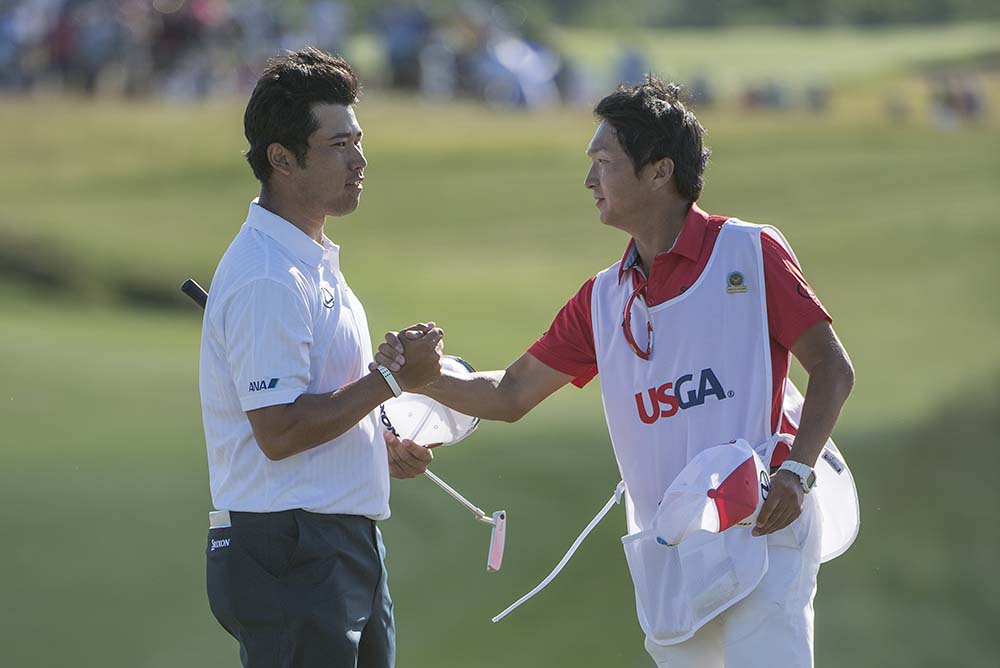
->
<box><xmin>376</xmin><ymin>365</ymin><xmax>402</xmax><ymax>398</ymax></box>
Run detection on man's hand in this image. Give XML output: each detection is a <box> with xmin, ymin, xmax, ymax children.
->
<box><xmin>370</xmin><ymin>327</ymin><xmax>424</xmax><ymax>373</ymax></box>
<box><xmin>384</xmin><ymin>430</ymin><xmax>433</xmax><ymax>478</ymax></box>
<box><xmin>752</xmin><ymin>470</ymin><xmax>804</xmax><ymax>536</ymax></box>
<box><xmin>384</xmin><ymin>323</ymin><xmax>442</xmax><ymax>391</ymax></box>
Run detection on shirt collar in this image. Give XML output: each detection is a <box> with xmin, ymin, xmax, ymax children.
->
<box><xmin>617</xmin><ymin>202</ymin><xmax>710</xmax><ymax>282</ymax></box>
<box><xmin>244</xmin><ymin>198</ymin><xmax>339</xmax><ymax>267</ymax></box>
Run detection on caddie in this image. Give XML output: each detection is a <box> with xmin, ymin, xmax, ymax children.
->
<box><xmin>375</xmin><ymin>75</ymin><xmax>857</xmax><ymax>667</ymax></box>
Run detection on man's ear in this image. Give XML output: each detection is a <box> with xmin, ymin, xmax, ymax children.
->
<box><xmin>266</xmin><ymin>143</ymin><xmax>295</xmax><ymax>177</ymax></box>
<box><xmin>649</xmin><ymin>157</ymin><xmax>675</xmax><ymax>191</ymax></box>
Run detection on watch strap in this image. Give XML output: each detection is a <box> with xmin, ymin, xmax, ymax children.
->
<box><xmin>778</xmin><ymin>460</ymin><xmax>816</xmax><ymax>493</ymax></box>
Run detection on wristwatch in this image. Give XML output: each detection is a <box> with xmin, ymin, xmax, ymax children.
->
<box><xmin>777</xmin><ymin>460</ymin><xmax>816</xmax><ymax>493</ymax></box>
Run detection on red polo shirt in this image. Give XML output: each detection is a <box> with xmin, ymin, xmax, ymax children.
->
<box><xmin>528</xmin><ymin>203</ymin><xmax>831</xmax><ymax>434</ymax></box>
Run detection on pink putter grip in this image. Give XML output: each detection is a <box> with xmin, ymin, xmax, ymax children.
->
<box><xmin>487</xmin><ymin>511</ymin><xmax>507</xmax><ymax>572</ymax></box>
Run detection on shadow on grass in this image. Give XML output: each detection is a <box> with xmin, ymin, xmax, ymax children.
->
<box><xmin>0</xmin><ymin>226</ymin><xmax>195</xmax><ymax>311</ymax></box>
<box><xmin>817</xmin><ymin>375</ymin><xmax>999</xmax><ymax>666</ymax></box>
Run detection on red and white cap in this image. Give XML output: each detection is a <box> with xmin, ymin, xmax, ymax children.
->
<box><xmin>653</xmin><ymin>439</ymin><xmax>769</xmax><ymax>546</ymax></box>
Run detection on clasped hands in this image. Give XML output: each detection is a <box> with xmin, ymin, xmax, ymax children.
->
<box><xmin>370</xmin><ymin>323</ymin><xmax>443</xmax><ymax>479</ymax></box>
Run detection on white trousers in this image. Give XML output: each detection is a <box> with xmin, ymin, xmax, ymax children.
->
<box><xmin>644</xmin><ymin>494</ymin><xmax>822</xmax><ymax>668</ymax></box>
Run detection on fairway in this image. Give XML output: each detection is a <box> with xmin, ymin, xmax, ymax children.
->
<box><xmin>2</xmin><ymin>24</ymin><xmax>999</xmax><ymax>668</ymax></box>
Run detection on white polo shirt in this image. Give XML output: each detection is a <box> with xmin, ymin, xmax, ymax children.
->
<box><xmin>198</xmin><ymin>199</ymin><xmax>390</xmax><ymax>519</ymax></box>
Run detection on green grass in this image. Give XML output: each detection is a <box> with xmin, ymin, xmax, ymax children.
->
<box><xmin>2</xmin><ymin>23</ymin><xmax>999</xmax><ymax>668</ymax></box>
<box><xmin>551</xmin><ymin>22</ymin><xmax>1000</xmax><ymax>90</ymax></box>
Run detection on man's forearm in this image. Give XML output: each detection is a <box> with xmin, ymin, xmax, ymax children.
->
<box><xmin>422</xmin><ymin>369</ymin><xmax>526</xmax><ymax>422</ymax></box>
<box><xmin>787</xmin><ymin>357</ymin><xmax>855</xmax><ymax>467</ymax></box>
<box><xmin>253</xmin><ymin>371</ymin><xmax>394</xmax><ymax>460</ymax></box>
<box><xmin>254</xmin><ymin>326</ymin><xmax>444</xmax><ymax>461</ymax></box>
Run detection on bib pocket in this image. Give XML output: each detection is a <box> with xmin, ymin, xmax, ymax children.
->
<box><xmin>677</xmin><ymin>530</ymin><xmax>742</xmax><ymax>617</ymax></box>
<box><xmin>622</xmin><ymin>528</ymin><xmax>692</xmax><ymax>643</ymax></box>
<box><xmin>622</xmin><ymin>525</ymin><xmax>769</xmax><ymax>645</ymax></box>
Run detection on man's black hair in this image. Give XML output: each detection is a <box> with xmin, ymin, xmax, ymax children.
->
<box><xmin>594</xmin><ymin>75</ymin><xmax>711</xmax><ymax>203</ymax></box>
<box><xmin>244</xmin><ymin>48</ymin><xmax>359</xmax><ymax>184</ymax></box>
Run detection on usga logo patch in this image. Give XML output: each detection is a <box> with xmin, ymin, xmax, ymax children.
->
<box><xmin>727</xmin><ymin>271</ymin><xmax>748</xmax><ymax>294</ymax></box>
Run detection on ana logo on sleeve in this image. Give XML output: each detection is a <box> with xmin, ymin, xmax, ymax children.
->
<box><xmin>249</xmin><ymin>378</ymin><xmax>280</xmax><ymax>392</ymax></box>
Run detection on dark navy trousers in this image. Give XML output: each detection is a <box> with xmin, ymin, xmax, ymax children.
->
<box><xmin>206</xmin><ymin>510</ymin><xmax>395</xmax><ymax>668</ymax></box>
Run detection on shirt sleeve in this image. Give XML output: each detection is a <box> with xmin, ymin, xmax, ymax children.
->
<box><xmin>761</xmin><ymin>232</ymin><xmax>832</xmax><ymax>351</ymax></box>
<box><xmin>527</xmin><ymin>277</ymin><xmax>599</xmax><ymax>388</ymax></box>
<box><xmin>221</xmin><ymin>278</ymin><xmax>314</xmax><ymax>412</ymax></box>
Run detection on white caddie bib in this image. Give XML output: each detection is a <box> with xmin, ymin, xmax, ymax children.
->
<box><xmin>592</xmin><ymin>220</ymin><xmax>775</xmax><ymax>645</ymax></box>
<box><xmin>491</xmin><ymin>221</ymin><xmax>859</xmax><ymax>628</ymax></box>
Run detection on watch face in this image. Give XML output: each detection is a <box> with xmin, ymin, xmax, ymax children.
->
<box><xmin>806</xmin><ymin>471</ymin><xmax>817</xmax><ymax>489</ymax></box>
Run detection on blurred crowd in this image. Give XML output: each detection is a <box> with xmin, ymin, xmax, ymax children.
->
<box><xmin>375</xmin><ymin>1</ymin><xmax>584</xmax><ymax>107</ymax></box>
<box><xmin>1</xmin><ymin>0</ymin><xmax>345</xmax><ymax>98</ymax></box>
<box><xmin>0</xmin><ymin>0</ymin><xmax>589</xmax><ymax>106</ymax></box>
<box><xmin>0</xmin><ymin>0</ymin><xmax>991</xmax><ymax>123</ymax></box>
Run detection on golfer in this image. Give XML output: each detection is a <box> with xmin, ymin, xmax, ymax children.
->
<box><xmin>199</xmin><ymin>48</ymin><xmax>441</xmax><ymax>668</ymax></box>
<box><xmin>376</xmin><ymin>75</ymin><xmax>855</xmax><ymax>667</ymax></box>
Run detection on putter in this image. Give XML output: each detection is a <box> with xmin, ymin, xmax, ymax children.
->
<box><xmin>181</xmin><ymin>277</ymin><xmax>507</xmax><ymax>572</ymax></box>
<box><xmin>423</xmin><ymin>470</ymin><xmax>506</xmax><ymax>572</ymax></box>
<box><xmin>382</xmin><ymin>394</ymin><xmax>506</xmax><ymax>572</ymax></box>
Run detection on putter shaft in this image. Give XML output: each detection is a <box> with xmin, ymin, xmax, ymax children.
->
<box><xmin>424</xmin><ymin>469</ymin><xmax>491</xmax><ymax>522</ymax></box>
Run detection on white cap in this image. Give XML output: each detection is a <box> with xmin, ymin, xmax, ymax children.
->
<box><xmin>652</xmin><ymin>439</ymin><xmax>769</xmax><ymax>546</ymax></box>
<box><xmin>379</xmin><ymin>356</ymin><xmax>480</xmax><ymax>446</ymax></box>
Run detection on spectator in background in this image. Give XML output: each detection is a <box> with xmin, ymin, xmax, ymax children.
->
<box><xmin>688</xmin><ymin>73</ymin><xmax>715</xmax><ymax>108</ymax></box>
<box><xmin>617</xmin><ymin>45</ymin><xmax>649</xmax><ymax>86</ymax></box>
<box><xmin>376</xmin><ymin>1</ymin><xmax>432</xmax><ymax>89</ymax></box>
<box><xmin>804</xmin><ymin>81</ymin><xmax>830</xmax><ymax>114</ymax></box>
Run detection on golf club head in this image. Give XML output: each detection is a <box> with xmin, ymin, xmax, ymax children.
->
<box><xmin>487</xmin><ymin>510</ymin><xmax>506</xmax><ymax>572</ymax></box>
